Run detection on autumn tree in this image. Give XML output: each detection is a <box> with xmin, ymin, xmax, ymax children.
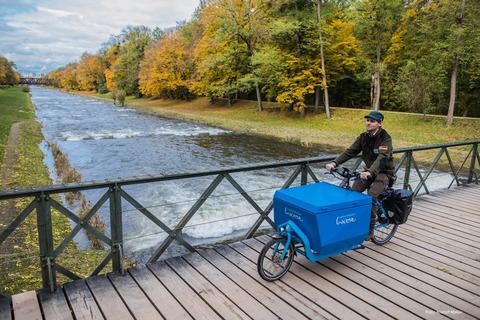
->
<box><xmin>0</xmin><ymin>56</ymin><xmax>20</xmax><ymax>85</ymax></box>
<box><xmin>76</xmin><ymin>53</ymin><xmax>105</xmax><ymax>92</ymax></box>
<box><xmin>192</xmin><ymin>0</ymin><xmax>268</xmax><ymax>108</ymax></box>
<box><xmin>104</xmin><ymin>26</ymin><xmax>152</xmax><ymax>97</ymax></box>
<box><xmin>139</xmin><ymin>26</ymin><xmax>196</xmax><ymax>100</ymax></box>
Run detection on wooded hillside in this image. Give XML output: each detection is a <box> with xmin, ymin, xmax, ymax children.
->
<box><xmin>47</xmin><ymin>0</ymin><xmax>480</xmax><ymax>122</ymax></box>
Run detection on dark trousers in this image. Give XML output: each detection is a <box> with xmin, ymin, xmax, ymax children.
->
<box><xmin>351</xmin><ymin>173</ymin><xmax>389</xmax><ymax>231</ymax></box>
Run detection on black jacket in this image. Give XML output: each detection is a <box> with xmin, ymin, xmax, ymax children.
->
<box><xmin>333</xmin><ymin>128</ymin><xmax>394</xmax><ymax>176</ymax></box>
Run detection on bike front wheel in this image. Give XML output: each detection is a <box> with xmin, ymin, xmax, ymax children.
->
<box><xmin>371</xmin><ymin>218</ymin><xmax>399</xmax><ymax>245</ymax></box>
<box><xmin>257</xmin><ymin>237</ymin><xmax>295</xmax><ymax>281</ymax></box>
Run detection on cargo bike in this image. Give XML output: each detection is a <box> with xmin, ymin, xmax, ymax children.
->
<box><xmin>257</xmin><ymin>167</ymin><xmax>413</xmax><ymax>281</ymax></box>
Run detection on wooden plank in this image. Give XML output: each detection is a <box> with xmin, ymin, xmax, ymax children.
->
<box><xmin>397</xmin><ymin>222</ymin><xmax>480</xmax><ymax>260</ymax></box>
<box><xmin>86</xmin><ymin>274</ymin><xmax>134</xmax><ymax>320</ymax></box>
<box><xmin>12</xmin><ymin>291</ymin><xmax>42</xmax><ymax>320</ymax></box>
<box><xmin>63</xmin><ymin>280</ymin><xmax>104</xmax><ymax>320</ymax></box>
<box><xmin>234</xmin><ymin>238</ymin><xmax>365</xmax><ymax>320</ymax></box>
<box><xmin>249</xmin><ymin>237</ymin><xmax>393</xmax><ymax>319</ymax></box>
<box><xmin>399</xmin><ymin>217</ymin><xmax>480</xmax><ymax>258</ymax></box>
<box><xmin>392</xmin><ymin>230</ymin><xmax>480</xmax><ymax>286</ymax></box>
<box><xmin>410</xmin><ymin>203</ymin><xmax>480</xmax><ymax>236</ymax></box>
<box><xmin>38</xmin><ymin>287</ymin><xmax>73</xmax><ymax>320</ymax></box>
<box><xmin>330</xmin><ymin>252</ymin><xmax>451</xmax><ymax>319</ymax></box>
<box><xmin>147</xmin><ymin>260</ymin><xmax>222</xmax><ymax>320</ymax></box>
<box><xmin>408</xmin><ymin>208</ymin><xmax>480</xmax><ymax>239</ymax></box>
<box><xmin>197</xmin><ymin>247</ymin><xmax>310</xmax><ymax>319</ymax></box>
<box><xmin>414</xmin><ymin>202</ymin><xmax>480</xmax><ymax>225</ymax></box>
<box><xmin>365</xmin><ymin>238</ymin><xmax>480</xmax><ymax>296</ymax></box>
<box><xmin>218</xmin><ymin>241</ymin><xmax>345</xmax><ymax>320</ymax></box>
<box><xmin>355</xmin><ymin>245</ymin><xmax>480</xmax><ymax>318</ymax></box>
<box><xmin>182</xmin><ymin>251</ymin><xmax>280</xmax><ymax>319</ymax></box>
<box><xmin>107</xmin><ymin>271</ymin><xmax>162</xmax><ymax>319</ymax></box>
<box><xmin>232</xmin><ymin>238</ymin><xmax>363</xmax><ymax>319</ymax></box>
<box><xmin>417</xmin><ymin>193</ymin><xmax>479</xmax><ymax>213</ymax></box>
<box><xmin>128</xmin><ymin>264</ymin><xmax>192</xmax><ymax>320</ymax></box>
<box><xmin>0</xmin><ymin>294</ymin><xmax>12</xmax><ymax>320</ymax></box>
<box><xmin>166</xmin><ymin>255</ymin><xmax>254</xmax><ymax>319</ymax></box>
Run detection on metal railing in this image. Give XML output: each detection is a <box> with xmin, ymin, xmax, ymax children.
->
<box><xmin>0</xmin><ymin>140</ymin><xmax>478</xmax><ymax>291</ymax></box>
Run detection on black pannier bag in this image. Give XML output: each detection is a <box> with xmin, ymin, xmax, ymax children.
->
<box><xmin>380</xmin><ymin>188</ymin><xmax>414</xmax><ymax>225</ymax></box>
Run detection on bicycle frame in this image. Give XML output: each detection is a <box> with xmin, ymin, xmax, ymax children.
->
<box><xmin>275</xmin><ymin>220</ymin><xmax>364</xmax><ymax>263</ymax></box>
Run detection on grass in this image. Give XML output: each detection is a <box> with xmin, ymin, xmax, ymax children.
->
<box><xmin>0</xmin><ymin>86</ymin><xmax>35</xmax><ymax>160</ymax></box>
<box><xmin>74</xmin><ymin>91</ymin><xmax>479</xmax><ymax>169</ymax></box>
<box><xmin>0</xmin><ymin>87</ymin><xmax>108</xmax><ymax>295</ymax></box>
<box><xmin>81</xmin><ymin>92</ymin><xmax>479</xmax><ymax>158</ymax></box>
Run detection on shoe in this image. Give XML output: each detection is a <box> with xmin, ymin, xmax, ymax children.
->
<box><xmin>378</xmin><ymin>215</ymin><xmax>388</xmax><ymax>224</ymax></box>
<box><xmin>364</xmin><ymin>228</ymin><xmax>374</xmax><ymax>242</ymax></box>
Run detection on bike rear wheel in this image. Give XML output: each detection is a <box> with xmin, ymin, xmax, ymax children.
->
<box><xmin>371</xmin><ymin>217</ymin><xmax>398</xmax><ymax>245</ymax></box>
<box><xmin>257</xmin><ymin>237</ymin><xmax>295</xmax><ymax>281</ymax></box>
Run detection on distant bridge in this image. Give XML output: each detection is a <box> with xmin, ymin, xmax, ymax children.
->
<box><xmin>20</xmin><ymin>77</ymin><xmax>53</xmax><ymax>86</ymax></box>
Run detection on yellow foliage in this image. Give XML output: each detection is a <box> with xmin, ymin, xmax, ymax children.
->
<box><xmin>139</xmin><ymin>31</ymin><xmax>194</xmax><ymax>98</ymax></box>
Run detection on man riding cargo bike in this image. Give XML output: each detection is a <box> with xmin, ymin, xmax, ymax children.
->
<box><xmin>257</xmin><ymin>111</ymin><xmax>413</xmax><ymax>281</ymax></box>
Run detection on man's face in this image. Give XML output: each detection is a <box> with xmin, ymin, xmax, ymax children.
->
<box><xmin>366</xmin><ymin>118</ymin><xmax>381</xmax><ymax>133</ymax></box>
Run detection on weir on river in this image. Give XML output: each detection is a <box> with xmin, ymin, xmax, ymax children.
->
<box><xmin>31</xmin><ymin>87</ymin><xmax>332</xmax><ymax>261</ymax></box>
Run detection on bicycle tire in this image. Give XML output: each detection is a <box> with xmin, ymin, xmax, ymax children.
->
<box><xmin>257</xmin><ymin>237</ymin><xmax>295</xmax><ymax>281</ymax></box>
<box><xmin>371</xmin><ymin>219</ymin><xmax>398</xmax><ymax>245</ymax></box>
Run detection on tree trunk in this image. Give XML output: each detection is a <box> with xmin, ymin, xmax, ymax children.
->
<box><xmin>255</xmin><ymin>83</ymin><xmax>263</xmax><ymax>112</ymax></box>
<box><xmin>446</xmin><ymin>0</ymin><xmax>465</xmax><ymax>127</ymax></box>
<box><xmin>371</xmin><ymin>21</ymin><xmax>382</xmax><ymax>111</ymax></box>
<box><xmin>371</xmin><ymin>71</ymin><xmax>381</xmax><ymax>110</ymax></box>
<box><xmin>314</xmin><ymin>86</ymin><xmax>321</xmax><ymax>112</ymax></box>
<box><xmin>317</xmin><ymin>0</ymin><xmax>330</xmax><ymax>119</ymax></box>
<box><xmin>446</xmin><ymin>54</ymin><xmax>458</xmax><ymax>127</ymax></box>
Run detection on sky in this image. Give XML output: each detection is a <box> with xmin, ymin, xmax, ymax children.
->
<box><xmin>0</xmin><ymin>0</ymin><xmax>200</xmax><ymax>76</ymax></box>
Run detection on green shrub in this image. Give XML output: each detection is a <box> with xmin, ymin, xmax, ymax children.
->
<box><xmin>116</xmin><ymin>90</ymin><xmax>126</xmax><ymax>106</ymax></box>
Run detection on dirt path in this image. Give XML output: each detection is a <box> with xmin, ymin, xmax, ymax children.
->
<box><xmin>0</xmin><ymin>122</ymin><xmax>22</xmax><ymax>254</ymax></box>
<box><xmin>0</xmin><ymin>122</ymin><xmax>21</xmax><ymax>185</ymax></box>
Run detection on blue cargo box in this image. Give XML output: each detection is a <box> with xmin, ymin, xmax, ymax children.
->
<box><xmin>274</xmin><ymin>182</ymin><xmax>371</xmax><ymax>254</ymax></box>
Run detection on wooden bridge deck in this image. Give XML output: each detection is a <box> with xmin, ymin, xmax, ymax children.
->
<box><xmin>1</xmin><ymin>184</ymin><xmax>479</xmax><ymax>319</ymax></box>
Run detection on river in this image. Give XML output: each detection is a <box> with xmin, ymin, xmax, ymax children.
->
<box><xmin>31</xmin><ymin>87</ymin><xmax>331</xmax><ymax>261</ymax></box>
<box><xmin>30</xmin><ymin>87</ymin><xmax>454</xmax><ymax>262</ymax></box>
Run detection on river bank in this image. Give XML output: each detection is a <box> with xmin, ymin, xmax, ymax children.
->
<box><xmin>75</xmin><ymin>91</ymin><xmax>480</xmax><ymax>153</ymax></box>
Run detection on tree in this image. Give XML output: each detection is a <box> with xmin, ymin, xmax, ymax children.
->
<box><xmin>264</xmin><ymin>0</ymin><xmax>322</xmax><ymax>115</ymax></box>
<box><xmin>192</xmin><ymin>0</ymin><xmax>268</xmax><ymax>109</ymax></box>
<box><xmin>351</xmin><ymin>0</ymin><xmax>405</xmax><ymax>110</ymax></box>
<box><xmin>139</xmin><ymin>27</ymin><xmax>195</xmax><ymax>100</ymax></box>
<box><xmin>385</xmin><ymin>0</ymin><xmax>480</xmax><ymax>121</ymax></box>
<box><xmin>0</xmin><ymin>56</ymin><xmax>20</xmax><ymax>85</ymax></box>
<box><xmin>316</xmin><ymin>0</ymin><xmax>330</xmax><ymax>118</ymax></box>
<box><xmin>105</xmin><ymin>26</ymin><xmax>152</xmax><ymax>97</ymax></box>
<box><xmin>76</xmin><ymin>53</ymin><xmax>104</xmax><ymax>92</ymax></box>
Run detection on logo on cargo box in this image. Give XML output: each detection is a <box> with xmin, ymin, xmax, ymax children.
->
<box><xmin>284</xmin><ymin>208</ymin><xmax>304</xmax><ymax>222</ymax></box>
<box><xmin>336</xmin><ymin>214</ymin><xmax>356</xmax><ymax>225</ymax></box>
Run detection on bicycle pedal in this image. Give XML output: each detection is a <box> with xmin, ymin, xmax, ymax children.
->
<box><xmin>355</xmin><ymin>245</ymin><xmax>366</xmax><ymax>250</ymax></box>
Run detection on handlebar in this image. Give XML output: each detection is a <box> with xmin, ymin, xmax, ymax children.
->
<box><xmin>325</xmin><ymin>167</ymin><xmax>373</xmax><ymax>189</ymax></box>
<box><xmin>326</xmin><ymin>167</ymin><xmax>361</xmax><ymax>180</ymax></box>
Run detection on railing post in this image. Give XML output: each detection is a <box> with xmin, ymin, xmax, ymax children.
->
<box><xmin>36</xmin><ymin>192</ymin><xmax>56</xmax><ymax>292</ymax></box>
<box><xmin>468</xmin><ymin>143</ymin><xmax>479</xmax><ymax>184</ymax></box>
<box><xmin>403</xmin><ymin>151</ymin><xmax>413</xmax><ymax>190</ymax></box>
<box><xmin>109</xmin><ymin>184</ymin><xmax>124</xmax><ymax>274</ymax></box>
<box><xmin>301</xmin><ymin>163</ymin><xmax>308</xmax><ymax>185</ymax></box>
